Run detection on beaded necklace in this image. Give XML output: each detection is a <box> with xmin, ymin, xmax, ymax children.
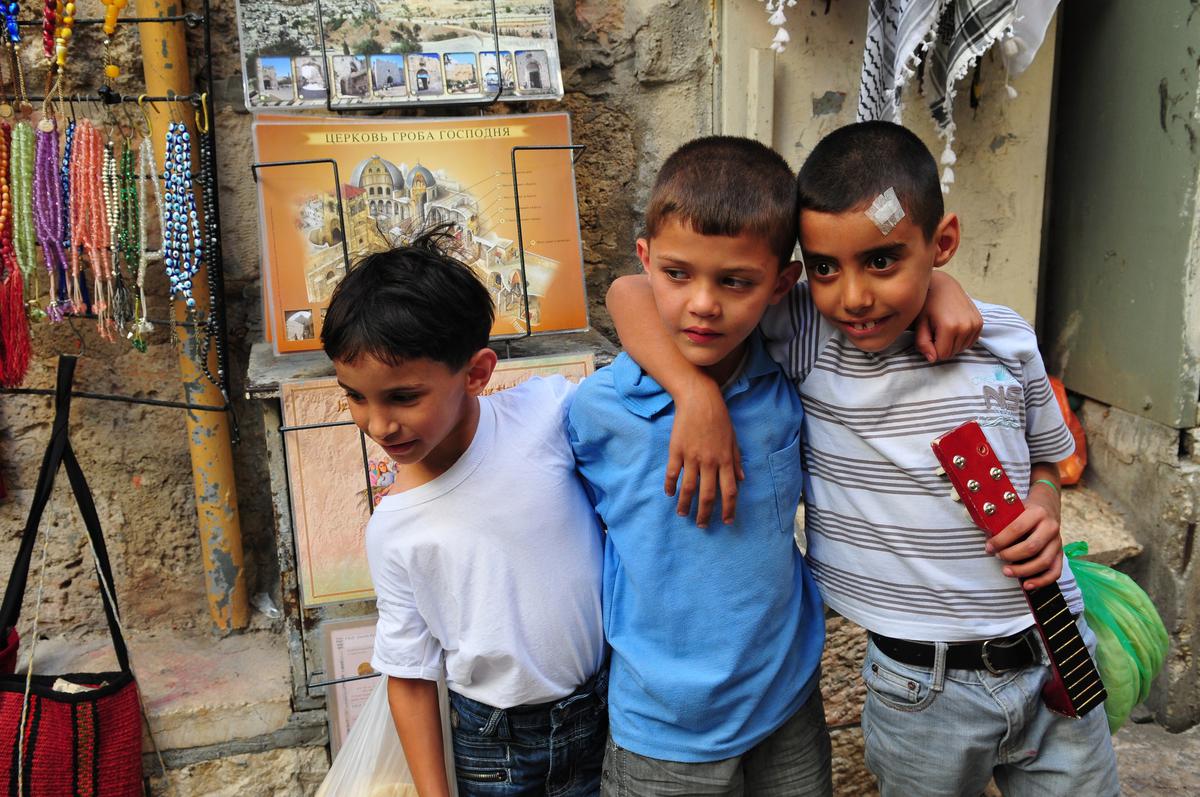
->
<box><xmin>53</xmin><ymin>0</ymin><xmax>73</xmax><ymax>69</ymax></box>
<box><xmin>163</xmin><ymin>119</ymin><xmax>200</xmax><ymax>323</ymax></box>
<box><xmin>69</xmin><ymin>119</ymin><xmax>112</xmax><ymax>338</ymax></box>
<box><xmin>101</xmin><ymin>134</ymin><xmax>131</xmax><ymax>330</ymax></box>
<box><xmin>0</xmin><ymin>120</ymin><xmax>30</xmax><ymax>387</ymax></box>
<box><xmin>100</xmin><ymin>0</ymin><xmax>125</xmax><ymax>81</ymax></box>
<box><xmin>42</xmin><ymin>0</ymin><xmax>56</xmax><ymax>62</ymax></box>
<box><xmin>33</xmin><ymin>116</ymin><xmax>65</xmax><ymax>321</ymax></box>
<box><xmin>10</xmin><ymin>121</ymin><xmax>34</xmax><ymax>278</ymax></box>
<box><xmin>195</xmin><ymin>99</ymin><xmax>225</xmax><ymax>389</ymax></box>
<box><xmin>59</xmin><ymin>116</ymin><xmax>77</xmax><ymax>309</ymax></box>
<box><xmin>129</xmin><ymin>133</ymin><xmax>160</xmax><ymax>350</ymax></box>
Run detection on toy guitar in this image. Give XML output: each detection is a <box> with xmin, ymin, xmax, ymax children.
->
<box><xmin>931</xmin><ymin>421</ymin><xmax>1106</xmax><ymax>718</ymax></box>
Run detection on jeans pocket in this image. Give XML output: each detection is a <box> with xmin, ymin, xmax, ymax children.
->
<box><xmin>862</xmin><ymin>645</ymin><xmax>938</xmax><ymax>713</ymax></box>
<box><xmin>453</xmin><ymin>733</ymin><xmax>512</xmax><ymax>786</ymax></box>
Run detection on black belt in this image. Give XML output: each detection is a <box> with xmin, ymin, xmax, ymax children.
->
<box><xmin>870</xmin><ymin>626</ymin><xmax>1042</xmax><ymax>674</ymax></box>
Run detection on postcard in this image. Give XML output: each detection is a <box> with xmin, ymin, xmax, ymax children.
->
<box><xmin>280</xmin><ymin>352</ymin><xmax>595</xmax><ymax>607</ymax></box>
<box><xmin>407</xmin><ymin>53</ymin><xmax>445</xmax><ymax>96</ymax></box>
<box><xmin>332</xmin><ymin>55</ymin><xmax>370</xmax><ymax>99</ymax></box>
<box><xmin>253</xmin><ymin>113</ymin><xmax>589</xmax><ymax>354</ymax></box>
<box><xmin>235</xmin><ymin>0</ymin><xmax>563</xmax><ymax>110</ymax></box>
<box><xmin>321</xmin><ymin>616</ymin><xmax>381</xmax><ymax>756</ymax></box>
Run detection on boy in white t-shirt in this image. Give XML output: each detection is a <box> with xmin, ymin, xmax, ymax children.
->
<box><xmin>321</xmin><ymin>228</ymin><xmax>606</xmax><ymax>797</ymax></box>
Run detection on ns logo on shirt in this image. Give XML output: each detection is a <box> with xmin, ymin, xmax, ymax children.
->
<box><xmin>974</xmin><ymin>369</ymin><xmax>1022</xmax><ymax>430</ymax></box>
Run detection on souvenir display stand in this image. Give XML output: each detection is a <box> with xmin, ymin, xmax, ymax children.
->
<box><xmin>0</xmin><ymin>0</ymin><xmax>248</xmax><ymax>633</ymax></box>
<box><xmin>242</xmin><ymin>6</ymin><xmax>610</xmax><ymax>735</ymax></box>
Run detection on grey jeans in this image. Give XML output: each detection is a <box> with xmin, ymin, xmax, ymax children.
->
<box><xmin>600</xmin><ymin>687</ymin><xmax>833</xmax><ymax>797</ymax></box>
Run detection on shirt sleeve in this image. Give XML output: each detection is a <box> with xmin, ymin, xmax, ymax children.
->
<box><xmin>759</xmin><ymin>280</ymin><xmax>824</xmax><ymax>385</ymax></box>
<box><xmin>1022</xmin><ymin>347</ymin><xmax>1076</xmax><ymax>464</ymax></box>
<box><xmin>366</xmin><ymin>524</ymin><xmax>443</xmax><ymax>681</ymax></box>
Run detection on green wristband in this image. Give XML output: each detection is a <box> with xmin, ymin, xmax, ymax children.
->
<box><xmin>1033</xmin><ymin>478</ymin><xmax>1059</xmax><ymax>495</ymax></box>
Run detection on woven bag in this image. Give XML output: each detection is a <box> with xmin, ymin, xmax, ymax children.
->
<box><xmin>0</xmin><ymin>356</ymin><xmax>144</xmax><ymax>795</ymax></box>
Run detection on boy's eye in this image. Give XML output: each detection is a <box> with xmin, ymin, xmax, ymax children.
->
<box><xmin>810</xmin><ymin>262</ymin><xmax>838</xmax><ymax>277</ymax></box>
<box><xmin>663</xmin><ymin>268</ymin><xmax>688</xmax><ymax>281</ymax></box>
<box><xmin>343</xmin><ymin>391</ymin><xmax>365</xmax><ymax>403</ymax></box>
<box><xmin>389</xmin><ymin>393</ymin><xmax>419</xmax><ymax>404</ymax></box>
<box><xmin>867</xmin><ymin>255</ymin><xmax>896</xmax><ymax>270</ymax></box>
<box><xmin>722</xmin><ymin>276</ymin><xmax>754</xmax><ymax>289</ymax></box>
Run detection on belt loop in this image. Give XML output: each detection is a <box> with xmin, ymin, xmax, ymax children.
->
<box><xmin>931</xmin><ymin>642</ymin><xmax>948</xmax><ymax>692</ymax></box>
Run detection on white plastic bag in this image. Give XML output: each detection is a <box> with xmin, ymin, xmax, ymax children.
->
<box><xmin>317</xmin><ymin>677</ymin><xmax>459</xmax><ymax>797</ymax></box>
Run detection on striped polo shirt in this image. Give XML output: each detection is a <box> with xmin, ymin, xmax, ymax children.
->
<box><xmin>762</xmin><ymin>283</ymin><xmax>1081</xmax><ymax>642</ymax></box>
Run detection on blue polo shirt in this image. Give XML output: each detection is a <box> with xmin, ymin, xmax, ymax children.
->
<box><xmin>567</xmin><ymin>335</ymin><xmax>824</xmax><ymax>762</ymax></box>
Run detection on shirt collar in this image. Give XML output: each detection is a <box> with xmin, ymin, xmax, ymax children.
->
<box><xmin>611</xmin><ymin>333</ymin><xmax>780</xmax><ymax>419</ymax></box>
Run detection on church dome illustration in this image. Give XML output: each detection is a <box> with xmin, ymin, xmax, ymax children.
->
<box><xmin>408</xmin><ymin>163</ymin><xmax>437</xmax><ymax>190</ymax></box>
<box><xmin>351</xmin><ymin>156</ymin><xmax>404</xmax><ymax>191</ymax></box>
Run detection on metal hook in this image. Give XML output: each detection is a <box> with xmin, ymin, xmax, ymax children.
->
<box><xmin>136</xmin><ymin>94</ymin><xmax>153</xmax><ymax>137</ymax></box>
<box><xmin>195</xmin><ymin>91</ymin><xmax>209</xmax><ymax>134</ymax></box>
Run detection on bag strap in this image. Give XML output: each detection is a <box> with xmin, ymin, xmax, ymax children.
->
<box><xmin>0</xmin><ymin>355</ymin><xmax>131</xmax><ymax>671</ymax></box>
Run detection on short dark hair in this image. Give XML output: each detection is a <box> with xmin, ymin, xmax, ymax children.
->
<box><xmin>321</xmin><ymin>225</ymin><xmax>494</xmax><ymax>370</ymax></box>
<box><xmin>796</xmin><ymin>121</ymin><xmax>944</xmax><ymax>239</ymax></box>
<box><xmin>645</xmin><ymin>136</ymin><xmax>797</xmax><ymax>267</ymax></box>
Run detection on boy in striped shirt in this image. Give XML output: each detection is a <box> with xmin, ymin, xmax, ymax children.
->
<box><xmin>608</xmin><ymin>121</ymin><xmax>1119</xmax><ymax>795</ymax></box>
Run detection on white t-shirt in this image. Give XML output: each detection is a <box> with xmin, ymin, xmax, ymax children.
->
<box><xmin>366</xmin><ymin>376</ymin><xmax>605</xmax><ymax>708</ymax></box>
<box><xmin>763</xmin><ymin>288</ymin><xmax>1081</xmax><ymax>642</ymax></box>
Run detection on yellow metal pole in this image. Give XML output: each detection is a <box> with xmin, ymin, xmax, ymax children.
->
<box><xmin>137</xmin><ymin>1</ymin><xmax>249</xmax><ymax>631</ymax></box>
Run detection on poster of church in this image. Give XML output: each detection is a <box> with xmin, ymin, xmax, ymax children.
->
<box><xmin>253</xmin><ymin>112</ymin><xmax>589</xmax><ymax>354</ymax></box>
<box><xmin>235</xmin><ymin>0</ymin><xmax>562</xmax><ymax>110</ymax></box>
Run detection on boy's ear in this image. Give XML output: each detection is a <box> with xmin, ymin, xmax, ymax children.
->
<box><xmin>932</xmin><ymin>213</ymin><xmax>961</xmax><ymax>269</ymax></box>
<box><xmin>463</xmin><ymin>347</ymin><xmax>498</xmax><ymax>397</ymax></box>
<box><xmin>769</xmin><ymin>260</ymin><xmax>803</xmax><ymax>304</ymax></box>
<box><xmin>636</xmin><ymin>238</ymin><xmax>652</xmax><ymax>273</ymax></box>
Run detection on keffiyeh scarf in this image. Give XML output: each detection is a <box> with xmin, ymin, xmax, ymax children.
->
<box><xmin>856</xmin><ymin>0</ymin><xmax>1059</xmax><ymax>190</ymax></box>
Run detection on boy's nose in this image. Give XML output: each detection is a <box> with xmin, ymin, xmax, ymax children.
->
<box><xmin>687</xmin><ymin>286</ymin><xmax>719</xmax><ymax>317</ymax></box>
<box><xmin>367</xmin><ymin>410</ymin><xmax>398</xmax><ymax>442</ymax></box>
<box><xmin>842</xmin><ymin>273</ymin><xmax>873</xmax><ymax>313</ymax></box>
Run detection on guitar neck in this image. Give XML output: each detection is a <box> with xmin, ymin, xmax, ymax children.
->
<box><xmin>930</xmin><ymin>421</ymin><xmax>1106</xmax><ymax>718</ymax></box>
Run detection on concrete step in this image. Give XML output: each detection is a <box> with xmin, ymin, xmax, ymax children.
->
<box><xmin>1060</xmin><ymin>482</ymin><xmax>1143</xmax><ymax>566</ymax></box>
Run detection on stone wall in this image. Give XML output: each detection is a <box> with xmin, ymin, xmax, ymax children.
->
<box><xmin>1078</xmin><ymin>399</ymin><xmax>1200</xmax><ymax>731</ymax></box>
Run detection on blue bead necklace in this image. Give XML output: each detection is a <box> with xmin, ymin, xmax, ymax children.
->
<box><xmin>162</xmin><ymin>120</ymin><xmax>201</xmax><ymax>312</ymax></box>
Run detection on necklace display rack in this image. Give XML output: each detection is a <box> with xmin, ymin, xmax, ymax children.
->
<box><xmin>0</xmin><ymin>0</ymin><xmax>237</xmax><ymax>443</ymax></box>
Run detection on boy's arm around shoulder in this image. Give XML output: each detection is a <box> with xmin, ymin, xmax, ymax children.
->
<box><xmin>915</xmin><ymin>271</ymin><xmax>984</xmax><ymax>361</ymax></box>
<box><xmin>386</xmin><ymin>676</ymin><xmax>451</xmax><ymax>797</ymax></box>
<box><xmin>606</xmin><ymin>274</ymin><xmax>743</xmax><ymax>528</ymax></box>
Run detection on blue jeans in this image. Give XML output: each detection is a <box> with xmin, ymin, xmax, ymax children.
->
<box><xmin>860</xmin><ymin>617</ymin><xmax>1120</xmax><ymax>796</ymax></box>
<box><xmin>448</xmin><ymin>668</ymin><xmax>608</xmax><ymax>796</ymax></box>
<box><xmin>600</xmin><ymin>686</ymin><xmax>832</xmax><ymax>797</ymax></box>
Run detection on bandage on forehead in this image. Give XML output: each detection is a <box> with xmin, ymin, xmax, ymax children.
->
<box><xmin>865</xmin><ymin>187</ymin><xmax>905</xmax><ymax>236</ymax></box>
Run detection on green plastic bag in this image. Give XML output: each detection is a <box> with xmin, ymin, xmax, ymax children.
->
<box><xmin>1065</xmin><ymin>541</ymin><xmax>1169</xmax><ymax>733</ymax></box>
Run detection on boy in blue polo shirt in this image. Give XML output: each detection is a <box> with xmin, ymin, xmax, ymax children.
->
<box><xmin>567</xmin><ymin>136</ymin><xmax>979</xmax><ymax>796</ymax></box>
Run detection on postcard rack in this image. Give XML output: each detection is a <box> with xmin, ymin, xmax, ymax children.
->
<box><xmin>313</xmin><ymin>0</ymin><xmax>505</xmax><ymax>113</ymax></box>
<box><xmin>257</xmin><ymin>142</ymin><xmax>587</xmax><ymax>698</ymax></box>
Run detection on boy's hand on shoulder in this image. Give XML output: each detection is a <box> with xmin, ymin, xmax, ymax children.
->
<box><xmin>915</xmin><ymin>271</ymin><xmax>983</xmax><ymax>361</ymax></box>
<box><xmin>670</xmin><ymin>375</ymin><xmax>745</xmax><ymax>528</ymax></box>
<box><xmin>985</xmin><ymin>482</ymin><xmax>1063</xmax><ymax>590</ymax></box>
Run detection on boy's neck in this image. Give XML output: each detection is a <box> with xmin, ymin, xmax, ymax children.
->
<box><xmin>700</xmin><ymin>340</ymin><xmax>750</xmax><ymax>387</ymax></box>
<box><xmin>393</xmin><ymin>395</ymin><xmax>482</xmax><ymax>493</ymax></box>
